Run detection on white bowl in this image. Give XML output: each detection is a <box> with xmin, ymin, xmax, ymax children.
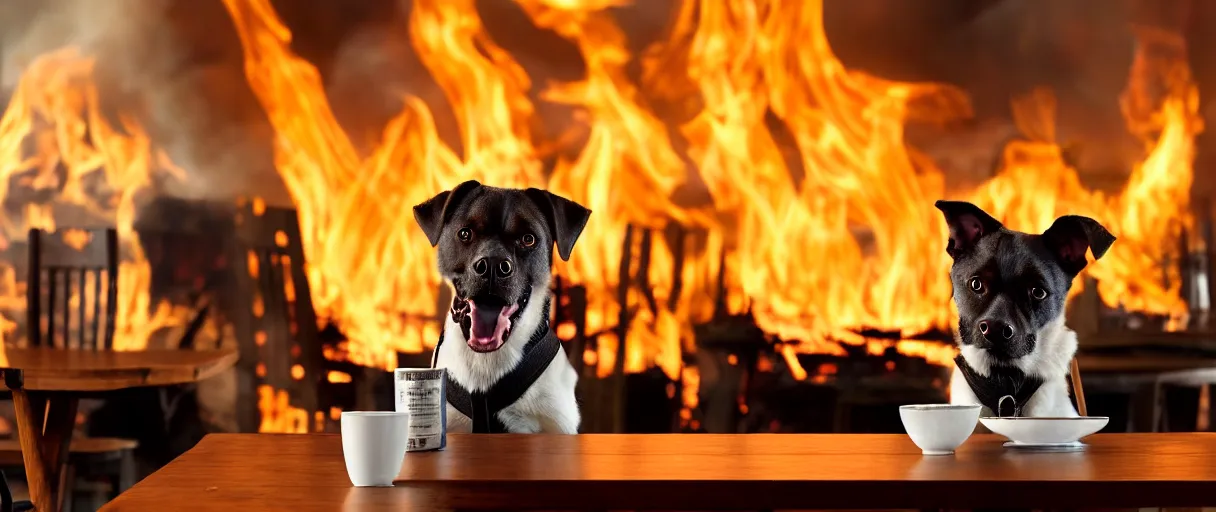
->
<box><xmin>899</xmin><ymin>404</ymin><xmax>981</xmax><ymax>455</ymax></box>
<box><xmin>978</xmin><ymin>416</ymin><xmax>1109</xmax><ymax>446</ymax></box>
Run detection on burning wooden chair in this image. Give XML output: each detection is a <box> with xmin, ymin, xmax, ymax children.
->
<box><xmin>0</xmin><ymin>228</ymin><xmax>137</xmax><ymax>509</ymax></box>
<box><xmin>132</xmin><ymin>197</ymin><xmax>356</xmax><ymax>435</ymax></box>
<box><xmin>230</xmin><ymin>201</ymin><xmax>331</xmax><ymax>432</ymax></box>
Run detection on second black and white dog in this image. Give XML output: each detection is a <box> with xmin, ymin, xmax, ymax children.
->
<box><xmin>414</xmin><ymin>180</ymin><xmax>591</xmax><ymax>434</ymax></box>
<box><xmin>937</xmin><ymin>200</ymin><xmax>1115</xmax><ymax>417</ymax></box>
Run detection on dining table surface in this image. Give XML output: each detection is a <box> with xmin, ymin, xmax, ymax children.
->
<box><xmin>102</xmin><ymin>432</ymin><xmax>1216</xmax><ymax>510</ymax></box>
<box><xmin>0</xmin><ymin>346</ymin><xmax>240</xmax><ymax>391</ymax></box>
<box><xmin>0</xmin><ymin>347</ymin><xmax>240</xmax><ymax>512</ymax></box>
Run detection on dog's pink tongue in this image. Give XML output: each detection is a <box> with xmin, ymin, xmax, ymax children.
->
<box><xmin>467</xmin><ymin>300</ymin><xmax>519</xmax><ymax>351</ymax></box>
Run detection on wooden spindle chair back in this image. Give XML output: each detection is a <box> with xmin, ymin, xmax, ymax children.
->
<box><xmin>232</xmin><ymin>205</ymin><xmax>323</xmax><ymax>431</ymax></box>
<box><xmin>26</xmin><ymin>228</ymin><xmax>118</xmax><ymax>351</ymax></box>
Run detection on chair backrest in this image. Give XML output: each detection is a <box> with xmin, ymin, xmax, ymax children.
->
<box><xmin>231</xmin><ymin>203</ymin><xmax>322</xmax><ymax>431</ymax></box>
<box><xmin>26</xmin><ymin>228</ymin><xmax>118</xmax><ymax>350</ymax></box>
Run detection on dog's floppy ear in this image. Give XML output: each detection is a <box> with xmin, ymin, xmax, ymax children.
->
<box><xmin>934</xmin><ymin>200</ymin><xmax>1003</xmax><ymax>260</ymax></box>
<box><xmin>1042</xmin><ymin>215</ymin><xmax>1116</xmax><ymax>276</ymax></box>
<box><xmin>524</xmin><ymin>188</ymin><xmax>591</xmax><ymax>261</ymax></box>
<box><xmin>413</xmin><ymin>180</ymin><xmax>482</xmax><ymax>246</ymax></box>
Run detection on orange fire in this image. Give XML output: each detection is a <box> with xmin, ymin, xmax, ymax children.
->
<box><xmin>218</xmin><ymin>0</ymin><xmax>1199</xmax><ymax>398</ymax></box>
<box><xmin>223</xmin><ymin>0</ymin><xmax>544</xmax><ymax>372</ymax></box>
<box><xmin>0</xmin><ymin>1</ymin><xmax>1186</xmax><ymax>434</ymax></box>
<box><xmin>257</xmin><ymin>384</ymin><xmax>309</xmax><ymax>433</ymax></box>
<box><xmin>512</xmin><ymin>0</ymin><xmax>716</xmax><ymax>381</ymax></box>
<box><xmin>0</xmin><ymin>47</ymin><xmax>188</xmax><ymax>350</ymax></box>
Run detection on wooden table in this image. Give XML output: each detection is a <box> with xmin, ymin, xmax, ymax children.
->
<box><xmin>1079</xmin><ymin>352</ymin><xmax>1216</xmax><ymax>375</ymax></box>
<box><xmin>104</xmin><ymin>433</ymin><xmax>1216</xmax><ymax>510</ymax></box>
<box><xmin>0</xmin><ymin>348</ymin><xmax>238</xmax><ymax>512</ymax></box>
<box><xmin>1079</xmin><ymin>352</ymin><xmax>1216</xmax><ymax>431</ymax></box>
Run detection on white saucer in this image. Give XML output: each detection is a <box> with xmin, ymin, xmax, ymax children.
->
<box><xmin>1002</xmin><ymin>440</ymin><xmax>1086</xmax><ymax>452</ymax></box>
<box><xmin>979</xmin><ymin>416</ymin><xmax>1108</xmax><ymax>446</ymax></box>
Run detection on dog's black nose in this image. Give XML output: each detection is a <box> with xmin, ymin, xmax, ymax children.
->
<box><xmin>978</xmin><ymin>320</ymin><xmax>1015</xmax><ymax>341</ymax></box>
<box><xmin>473</xmin><ymin>257</ymin><xmax>513</xmax><ymax>277</ymax></box>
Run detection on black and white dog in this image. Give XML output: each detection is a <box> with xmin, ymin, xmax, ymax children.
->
<box><xmin>937</xmin><ymin>200</ymin><xmax>1115</xmax><ymax>417</ymax></box>
<box><xmin>414</xmin><ymin>180</ymin><xmax>591</xmax><ymax>434</ymax></box>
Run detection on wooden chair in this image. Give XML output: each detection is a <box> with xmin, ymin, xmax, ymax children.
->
<box><xmin>6</xmin><ymin>228</ymin><xmax>138</xmax><ymax>509</ymax></box>
<box><xmin>230</xmin><ymin>205</ymin><xmax>328</xmax><ymax>431</ymax></box>
<box><xmin>25</xmin><ymin>228</ymin><xmax>120</xmax><ymax>350</ymax></box>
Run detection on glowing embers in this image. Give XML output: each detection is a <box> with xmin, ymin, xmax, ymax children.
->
<box><xmin>257</xmin><ymin>384</ymin><xmax>309</xmax><ymax>434</ymax></box>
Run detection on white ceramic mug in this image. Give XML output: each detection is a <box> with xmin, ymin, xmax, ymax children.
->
<box><xmin>340</xmin><ymin>411</ymin><xmax>410</xmax><ymax>487</ymax></box>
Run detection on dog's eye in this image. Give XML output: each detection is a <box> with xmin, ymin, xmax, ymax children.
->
<box><xmin>520</xmin><ymin>233</ymin><xmax>536</xmax><ymax>248</ymax></box>
<box><xmin>1031</xmin><ymin>287</ymin><xmax>1048</xmax><ymax>300</ymax></box>
<box><xmin>457</xmin><ymin>228</ymin><xmax>472</xmax><ymax>243</ymax></box>
<box><xmin>968</xmin><ymin>277</ymin><xmax>984</xmax><ymax>293</ymax></box>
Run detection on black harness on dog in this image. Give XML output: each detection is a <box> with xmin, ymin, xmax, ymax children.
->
<box><xmin>431</xmin><ymin>298</ymin><xmax>559</xmax><ymax>433</ymax></box>
<box><xmin>954</xmin><ymin>354</ymin><xmax>1044</xmax><ymax>417</ymax></box>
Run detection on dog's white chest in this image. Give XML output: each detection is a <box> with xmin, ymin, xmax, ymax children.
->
<box><xmin>440</xmin><ymin>349</ymin><xmax>579</xmax><ymax>434</ymax></box>
<box><xmin>434</xmin><ymin>291</ymin><xmax>581</xmax><ymax>434</ymax></box>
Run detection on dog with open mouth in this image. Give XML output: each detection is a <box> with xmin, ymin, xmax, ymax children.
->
<box><xmin>936</xmin><ymin>200</ymin><xmax>1115</xmax><ymax>417</ymax></box>
<box><xmin>414</xmin><ymin>180</ymin><xmax>590</xmax><ymax>434</ymax></box>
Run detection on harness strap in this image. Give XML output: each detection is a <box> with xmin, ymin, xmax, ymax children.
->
<box><xmin>432</xmin><ymin>299</ymin><xmax>557</xmax><ymax>433</ymax></box>
<box><xmin>954</xmin><ymin>354</ymin><xmax>1045</xmax><ymax>417</ymax></box>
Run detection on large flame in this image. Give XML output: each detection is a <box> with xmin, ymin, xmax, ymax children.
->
<box><xmin>215</xmin><ymin>0</ymin><xmax>1197</xmax><ymax>432</ymax></box>
<box><xmin>971</xmin><ymin>31</ymin><xmax>1197</xmax><ymax>328</ymax></box>
<box><xmin>218</xmin><ymin>0</ymin><xmax>1198</xmax><ymax>381</ymax></box>
<box><xmin>223</xmin><ymin>0</ymin><xmax>540</xmax><ymax>372</ymax></box>
<box><xmin>512</xmin><ymin>0</ymin><xmax>715</xmax><ymax>379</ymax></box>
<box><xmin>0</xmin><ymin>0</ymin><xmax>1188</xmax><ymax>436</ymax></box>
<box><xmin>643</xmin><ymin>0</ymin><xmax>973</xmax><ymax>359</ymax></box>
<box><xmin>0</xmin><ymin>47</ymin><xmax>186</xmax><ymax>350</ymax></box>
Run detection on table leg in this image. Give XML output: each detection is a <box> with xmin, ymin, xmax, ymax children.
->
<box><xmin>1204</xmin><ymin>384</ymin><xmax>1214</xmax><ymax>431</ymax></box>
<box><xmin>45</xmin><ymin>396</ymin><xmax>78</xmax><ymax>512</ymax></box>
<box><xmin>12</xmin><ymin>391</ymin><xmax>48</xmax><ymax>509</ymax></box>
<box><xmin>12</xmin><ymin>391</ymin><xmax>79</xmax><ymax>512</ymax></box>
<box><xmin>1130</xmin><ymin>382</ymin><xmax>1162</xmax><ymax>432</ymax></box>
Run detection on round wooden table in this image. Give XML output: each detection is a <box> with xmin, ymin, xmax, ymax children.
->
<box><xmin>1078</xmin><ymin>352</ymin><xmax>1216</xmax><ymax>432</ymax></box>
<box><xmin>0</xmin><ymin>347</ymin><xmax>238</xmax><ymax>512</ymax></box>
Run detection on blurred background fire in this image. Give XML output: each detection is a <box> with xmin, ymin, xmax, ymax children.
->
<box><xmin>0</xmin><ymin>0</ymin><xmax>1213</xmax><ymax>507</ymax></box>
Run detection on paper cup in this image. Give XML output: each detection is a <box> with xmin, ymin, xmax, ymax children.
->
<box><xmin>340</xmin><ymin>411</ymin><xmax>409</xmax><ymax>487</ymax></box>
